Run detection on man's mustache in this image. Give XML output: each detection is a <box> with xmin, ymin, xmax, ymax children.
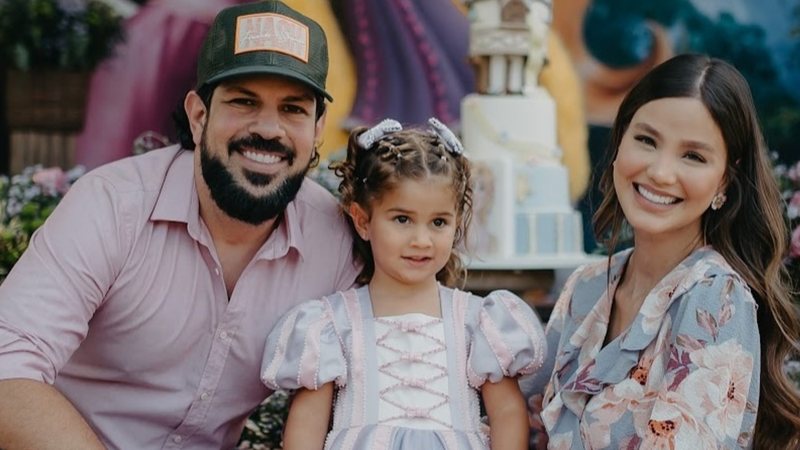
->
<box><xmin>228</xmin><ymin>135</ymin><xmax>295</xmax><ymax>164</ymax></box>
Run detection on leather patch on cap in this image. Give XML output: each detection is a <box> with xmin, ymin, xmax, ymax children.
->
<box><xmin>234</xmin><ymin>13</ymin><xmax>309</xmax><ymax>62</ymax></box>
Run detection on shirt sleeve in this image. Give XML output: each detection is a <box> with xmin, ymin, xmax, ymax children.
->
<box><xmin>467</xmin><ymin>290</ymin><xmax>547</xmax><ymax>386</ymax></box>
<box><xmin>261</xmin><ymin>298</ymin><xmax>347</xmax><ymax>391</ymax></box>
<box><xmin>644</xmin><ymin>273</ymin><xmax>759</xmax><ymax>448</ymax></box>
<box><xmin>519</xmin><ymin>265</ymin><xmax>583</xmax><ymax>398</ymax></box>
<box><xmin>0</xmin><ymin>173</ymin><xmax>130</xmax><ymax>383</ymax></box>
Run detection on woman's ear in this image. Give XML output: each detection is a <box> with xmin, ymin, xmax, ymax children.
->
<box><xmin>184</xmin><ymin>91</ymin><xmax>207</xmax><ymax>148</ymax></box>
<box><xmin>348</xmin><ymin>203</ymin><xmax>370</xmax><ymax>241</ymax></box>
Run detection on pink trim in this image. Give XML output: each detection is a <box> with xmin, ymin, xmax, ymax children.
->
<box><xmin>479</xmin><ymin>309</ymin><xmax>513</xmax><ymax>376</ymax></box>
<box><xmin>261</xmin><ymin>308</ymin><xmax>300</xmax><ymax>388</ymax></box>
<box><xmin>468</xmin><ymin>432</ymin><xmax>486</xmax><ymax>450</ymax></box>
<box><xmin>339</xmin><ymin>428</ymin><xmax>360</xmax><ymax>450</ymax></box>
<box><xmin>297</xmin><ymin>310</ymin><xmax>328</xmax><ymax>389</ymax></box>
<box><xmin>442</xmin><ymin>430</ymin><xmax>459</xmax><ymax>449</ymax></box>
<box><xmin>371</xmin><ymin>425</ymin><xmax>393</xmax><ymax>449</ymax></box>
<box><xmin>501</xmin><ymin>295</ymin><xmax>547</xmax><ymax>374</ymax></box>
<box><xmin>451</xmin><ymin>290</ymin><xmax>473</xmax><ymax>430</ymax></box>
<box><xmin>342</xmin><ymin>290</ymin><xmax>365</xmax><ymax>426</ymax></box>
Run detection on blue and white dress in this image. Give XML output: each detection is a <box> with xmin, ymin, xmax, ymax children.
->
<box><xmin>261</xmin><ymin>285</ymin><xmax>547</xmax><ymax>449</ymax></box>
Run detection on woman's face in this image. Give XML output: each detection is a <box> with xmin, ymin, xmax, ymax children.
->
<box><xmin>613</xmin><ymin>97</ymin><xmax>728</xmax><ymax>244</ymax></box>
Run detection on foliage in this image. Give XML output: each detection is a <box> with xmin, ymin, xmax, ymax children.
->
<box><xmin>0</xmin><ymin>0</ymin><xmax>125</xmax><ymax>71</ymax></box>
<box><xmin>0</xmin><ymin>165</ymin><xmax>85</xmax><ymax>281</ymax></box>
<box><xmin>236</xmin><ymin>390</ymin><xmax>290</xmax><ymax>450</ymax></box>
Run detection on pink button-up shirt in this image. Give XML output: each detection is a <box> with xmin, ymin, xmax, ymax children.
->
<box><xmin>0</xmin><ymin>146</ymin><xmax>359</xmax><ymax>449</ymax></box>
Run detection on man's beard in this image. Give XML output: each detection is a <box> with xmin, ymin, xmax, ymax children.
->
<box><xmin>200</xmin><ymin>133</ymin><xmax>309</xmax><ymax>225</ymax></box>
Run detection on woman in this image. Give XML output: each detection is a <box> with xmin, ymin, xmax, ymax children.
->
<box><xmin>522</xmin><ymin>53</ymin><xmax>800</xmax><ymax>449</ymax></box>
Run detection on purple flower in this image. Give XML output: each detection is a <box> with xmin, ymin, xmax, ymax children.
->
<box><xmin>791</xmin><ymin>226</ymin><xmax>800</xmax><ymax>259</ymax></box>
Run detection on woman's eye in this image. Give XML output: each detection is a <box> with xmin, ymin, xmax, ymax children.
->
<box><xmin>684</xmin><ymin>151</ymin><xmax>706</xmax><ymax>163</ymax></box>
<box><xmin>634</xmin><ymin>135</ymin><xmax>656</xmax><ymax>147</ymax></box>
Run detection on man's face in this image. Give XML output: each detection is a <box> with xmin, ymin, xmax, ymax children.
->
<box><xmin>189</xmin><ymin>75</ymin><xmax>324</xmax><ymax>224</ymax></box>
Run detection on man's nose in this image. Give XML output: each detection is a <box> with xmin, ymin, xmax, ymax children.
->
<box><xmin>248</xmin><ymin>109</ymin><xmax>286</xmax><ymax>140</ymax></box>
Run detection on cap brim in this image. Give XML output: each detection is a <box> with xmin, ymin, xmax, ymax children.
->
<box><xmin>203</xmin><ymin>66</ymin><xmax>333</xmax><ymax>102</ymax></box>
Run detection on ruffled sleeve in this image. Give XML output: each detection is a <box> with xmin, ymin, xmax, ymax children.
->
<box><xmin>467</xmin><ymin>290</ymin><xmax>547</xmax><ymax>386</ymax></box>
<box><xmin>261</xmin><ymin>298</ymin><xmax>347</xmax><ymax>391</ymax></box>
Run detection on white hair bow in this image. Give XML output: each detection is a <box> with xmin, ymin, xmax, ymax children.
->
<box><xmin>357</xmin><ymin>119</ymin><xmax>403</xmax><ymax>149</ymax></box>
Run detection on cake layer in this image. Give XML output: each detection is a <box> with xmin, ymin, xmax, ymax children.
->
<box><xmin>461</xmin><ymin>91</ymin><xmax>558</xmax><ymax>162</ymax></box>
<box><xmin>515</xmin><ymin>164</ymin><xmax>570</xmax><ymax>210</ymax></box>
<box><xmin>514</xmin><ymin>211</ymin><xmax>584</xmax><ymax>256</ymax></box>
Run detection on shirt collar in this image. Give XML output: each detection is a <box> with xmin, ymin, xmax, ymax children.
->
<box><xmin>149</xmin><ymin>148</ymin><xmax>306</xmax><ymax>260</ymax></box>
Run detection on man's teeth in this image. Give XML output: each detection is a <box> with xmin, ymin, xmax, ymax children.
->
<box><xmin>637</xmin><ymin>185</ymin><xmax>677</xmax><ymax>205</ymax></box>
<box><xmin>242</xmin><ymin>151</ymin><xmax>281</xmax><ymax>164</ymax></box>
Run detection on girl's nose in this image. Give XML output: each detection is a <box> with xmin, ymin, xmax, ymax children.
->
<box><xmin>410</xmin><ymin>226</ymin><xmax>433</xmax><ymax>247</ymax></box>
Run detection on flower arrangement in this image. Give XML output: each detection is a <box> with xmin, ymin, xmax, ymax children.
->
<box><xmin>0</xmin><ymin>0</ymin><xmax>125</xmax><ymax>71</ymax></box>
<box><xmin>774</xmin><ymin>155</ymin><xmax>800</xmax><ymax>294</ymax></box>
<box><xmin>0</xmin><ymin>165</ymin><xmax>85</xmax><ymax>281</ymax></box>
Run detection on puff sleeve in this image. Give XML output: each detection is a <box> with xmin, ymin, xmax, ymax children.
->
<box><xmin>261</xmin><ymin>299</ymin><xmax>347</xmax><ymax>391</ymax></box>
<box><xmin>467</xmin><ymin>290</ymin><xmax>547</xmax><ymax>386</ymax></box>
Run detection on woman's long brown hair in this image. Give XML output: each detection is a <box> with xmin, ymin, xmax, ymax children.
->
<box><xmin>592</xmin><ymin>53</ymin><xmax>800</xmax><ymax>448</ymax></box>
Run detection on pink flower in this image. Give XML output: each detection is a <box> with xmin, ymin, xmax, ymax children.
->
<box><xmin>32</xmin><ymin>167</ymin><xmax>68</xmax><ymax>196</ymax></box>
<box><xmin>790</xmin><ymin>226</ymin><xmax>800</xmax><ymax>259</ymax></box>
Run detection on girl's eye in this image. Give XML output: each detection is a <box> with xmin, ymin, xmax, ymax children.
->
<box><xmin>394</xmin><ymin>215</ymin><xmax>409</xmax><ymax>224</ymax></box>
<box><xmin>432</xmin><ymin>218</ymin><xmax>448</xmax><ymax>227</ymax></box>
<box><xmin>634</xmin><ymin>135</ymin><xmax>656</xmax><ymax>147</ymax></box>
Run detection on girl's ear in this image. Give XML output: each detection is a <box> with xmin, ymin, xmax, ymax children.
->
<box><xmin>349</xmin><ymin>203</ymin><xmax>370</xmax><ymax>241</ymax></box>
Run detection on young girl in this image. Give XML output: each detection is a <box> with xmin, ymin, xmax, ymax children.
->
<box><xmin>261</xmin><ymin>118</ymin><xmax>547</xmax><ymax>449</ymax></box>
<box><xmin>522</xmin><ymin>53</ymin><xmax>800</xmax><ymax>448</ymax></box>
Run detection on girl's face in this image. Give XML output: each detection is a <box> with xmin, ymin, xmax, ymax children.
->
<box><xmin>613</xmin><ymin>97</ymin><xmax>728</xmax><ymax>244</ymax></box>
<box><xmin>353</xmin><ymin>176</ymin><xmax>458</xmax><ymax>290</ymax></box>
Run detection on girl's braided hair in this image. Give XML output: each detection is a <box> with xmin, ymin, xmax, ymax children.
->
<box><xmin>332</xmin><ymin>122</ymin><xmax>472</xmax><ymax>287</ymax></box>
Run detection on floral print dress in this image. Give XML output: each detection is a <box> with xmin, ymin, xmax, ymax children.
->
<box><xmin>521</xmin><ymin>246</ymin><xmax>759</xmax><ymax>449</ymax></box>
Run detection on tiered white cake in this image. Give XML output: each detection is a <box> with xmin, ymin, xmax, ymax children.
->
<box><xmin>461</xmin><ymin>87</ymin><xmax>584</xmax><ymax>261</ymax></box>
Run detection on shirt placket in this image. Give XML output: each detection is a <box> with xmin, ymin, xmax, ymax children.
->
<box><xmin>163</xmin><ymin>256</ymin><xmax>236</xmax><ymax>449</ymax></box>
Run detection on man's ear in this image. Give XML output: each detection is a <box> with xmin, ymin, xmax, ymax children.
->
<box><xmin>348</xmin><ymin>203</ymin><xmax>370</xmax><ymax>241</ymax></box>
<box><xmin>314</xmin><ymin>105</ymin><xmax>328</xmax><ymax>146</ymax></box>
<box><xmin>184</xmin><ymin>91</ymin><xmax>207</xmax><ymax>148</ymax></box>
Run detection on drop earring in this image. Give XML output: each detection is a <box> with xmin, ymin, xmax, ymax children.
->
<box><xmin>710</xmin><ymin>192</ymin><xmax>727</xmax><ymax>210</ymax></box>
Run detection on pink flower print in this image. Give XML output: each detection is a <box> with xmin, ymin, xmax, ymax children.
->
<box><xmin>639</xmin><ymin>391</ymin><xmax>715</xmax><ymax>449</ymax></box>
<box><xmin>548</xmin><ymin>432</ymin><xmax>574</xmax><ymax>450</ymax></box>
<box><xmin>32</xmin><ymin>167</ymin><xmax>68</xmax><ymax>196</ymax></box>
<box><xmin>682</xmin><ymin>340</ymin><xmax>753</xmax><ymax>441</ymax></box>
<box><xmin>790</xmin><ymin>226</ymin><xmax>800</xmax><ymax>259</ymax></box>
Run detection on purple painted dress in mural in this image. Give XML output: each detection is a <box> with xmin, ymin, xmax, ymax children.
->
<box><xmin>333</xmin><ymin>0</ymin><xmax>474</xmax><ymax>128</ymax></box>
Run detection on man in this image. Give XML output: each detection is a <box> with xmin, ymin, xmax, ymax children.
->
<box><xmin>0</xmin><ymin>2</ymin><xmax>359</xmax><ymax>448</ymax></box>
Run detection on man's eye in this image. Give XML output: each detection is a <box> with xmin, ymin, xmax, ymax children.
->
<box><xmin>282</xmin><ymin>104</ymin><xmax>308</xmax><ymax>115</ymax></box>
<box><xmin>229</xmin><ymin>98</ymin><xmax>256</xmax><ymax>107</ymax></box>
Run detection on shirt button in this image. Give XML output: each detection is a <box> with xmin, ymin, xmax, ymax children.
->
<box><xmin>172</xmin><ymin>435</ymin><xmax>182</xmax><ymax>443</ymax></box>
<box><xmin>200</xmin><ymin>392</ymin><xmax>210</xmax><ymax>401</ymax></box>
